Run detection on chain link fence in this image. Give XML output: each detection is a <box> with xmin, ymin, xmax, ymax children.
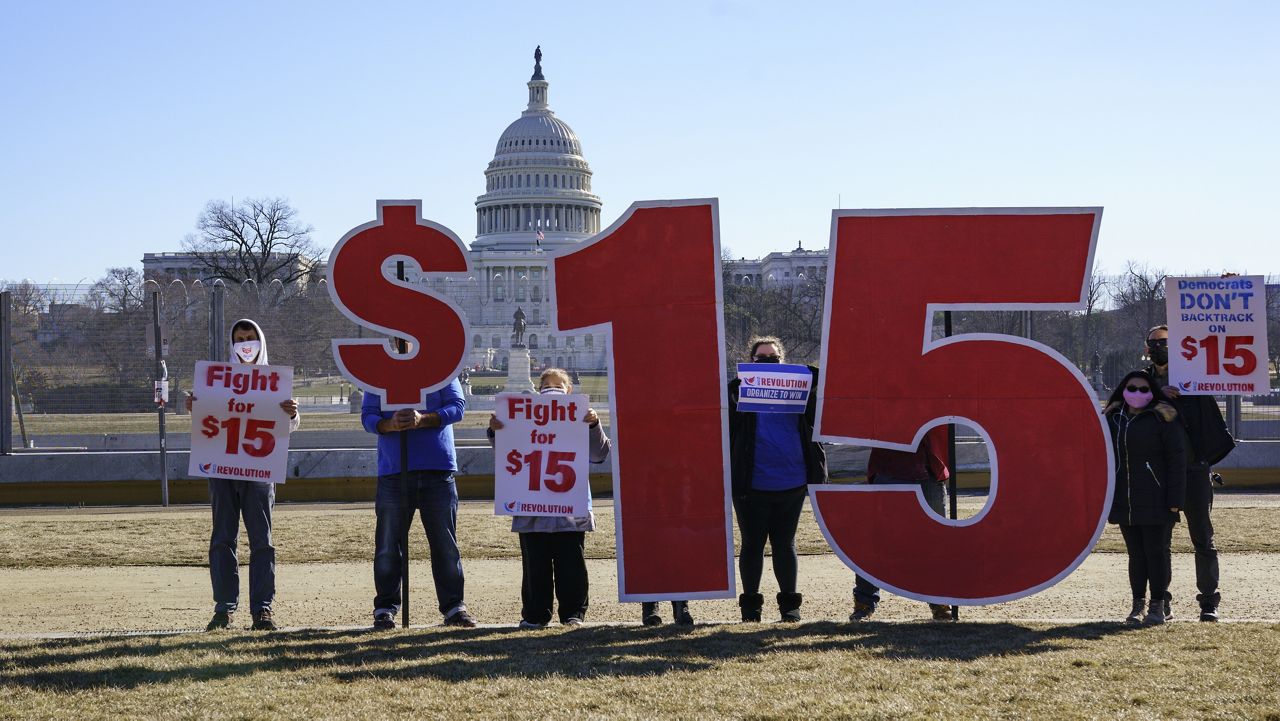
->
<box><xmin>1</xmin><ymin>274</ymin><xmax>1277</xmax><ymax>454</ymax></box>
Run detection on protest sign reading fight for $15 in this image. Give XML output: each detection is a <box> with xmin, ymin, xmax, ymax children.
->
<box><xmin>493</xmin><ymin>392</ymin><xmax>591</xmax><ymax>517</ymax></box>
<box><xmin>189</xmin><ymin>360</ymin><xmax>294</xmax><ymax>484</ymax></box>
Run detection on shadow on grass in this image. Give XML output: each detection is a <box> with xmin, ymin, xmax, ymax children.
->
<box><xmin>0</xmin><ymin>621</ymin><xmax>1144</xmax><ymax>691</ymax></box>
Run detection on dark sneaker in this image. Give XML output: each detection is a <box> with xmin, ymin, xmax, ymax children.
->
<box><xmin>1143</xmin><ymin>598</ymin><xmax>1166</xmax><ymax>625</ymax></box>
<box><xmin>1126</xmin><ymin>598</ymin><xmax>1146</xmax><ymax>625</ymax></box>
<box><xmin>563</xmin><ymin>617</ymin><xmax>584</xmax><ymax>627</ymax></box>
<box><xmin>373</xmin><ymin>612</ymin><xmax>396</xmax><ymax>630</ymax></box>
<box><xmin>518</xmin><ymin>619</ymin><xmax>546</xmax><ymax>630</ymax></box>
<box><xmin>206</xmin><ymin>611</ymin><xmax>235</xmax><ymax>631</ymax></box>
<box><xmin>929</xmin><ymin>604</ymin><xmax>954</xmax><ymax>622</ymax></box>
<box><xmin>641</xmin><ymin>602</ymin><xmax>662</xmax><ymax>626</ymax></box>
<box><xmin>1163</xmin><ymin>597</ymin><xmax>1174</xmax><ymax>622</ymax></box>
<box><xmin>251</xmin><ymin>610</ymin><xmax>277</xmax><ymax>631</ymax></box>
<box><xmin>444</xmin><ymin>609</ymin><xmax>477</xmax><ymax>628</ymax></box>
<box><xmin>849</xmin><ymin>602</ymin><xmax>874</xmax><ymax>622</ymax></box>
<box><xmin>1199</xmin><ymin>607</ymin><xmax>1219</xmax><ymax>622</ymax></box>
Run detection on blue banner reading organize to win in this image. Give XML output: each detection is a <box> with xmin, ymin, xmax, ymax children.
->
<box><xmin>735</xmin><ymin>363</ymin><xmax>813</xmax><ymax>413</ymax></box>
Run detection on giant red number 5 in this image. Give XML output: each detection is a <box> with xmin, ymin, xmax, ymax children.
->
<box><xmin>552</xmin><ymin>200</ymin><xmax>735</xmax><ymax>600</ymax></box>
<box><xmin>812</xmin><ymin>209</ymin><xmax>1112</xmax><ymax>603</ymax></box>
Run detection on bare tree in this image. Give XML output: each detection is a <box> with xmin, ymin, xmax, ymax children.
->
<box><xmin>1111</xmin><ymin>260</ymin><xmax>1168</xmax><ymax>341</ymax></box>
<box><xmin>183</xmin><ymin>197</ymin><xmax>322</xmax><ymax>287</ymax></box>
<box><xmin>88</xmin><ymin>267</ymin><xmax>146</xmax><ymax>314</ymax></box>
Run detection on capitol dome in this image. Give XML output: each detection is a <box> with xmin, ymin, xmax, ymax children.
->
<box><xmin>472</xmin><ymin>47</ymin><xmax>603</xmax><ymax>251</ymax></box>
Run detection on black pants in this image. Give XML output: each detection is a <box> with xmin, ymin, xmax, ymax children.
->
<box><xmin>1119</xmin><ymin>523</ymin><xmax>1174</xmax><ymax>601</ymax></box>
<box><xmin>733</xmin><ymin>486</ymin><xmax>806</xmax><ymax>595</ymax></box>
<box><xmin>519</xmin><ymin>531</ymin><xmax>588</xmax><ymax>624</ymax></box>
<box><xmin>1183</xmin><ymin>462</ymin><xmax>1220</xmax><ymax>608</ymax></box>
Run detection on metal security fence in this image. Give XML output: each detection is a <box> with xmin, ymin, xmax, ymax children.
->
<box><xmin>0</xmin><ymin>278</ymin><xmax>612</xmax><ymax>453</ymax></box>
<box><xmin>1</xmin><ymin>272</ymin><xmax>1278</xmax><ymax>454</ymax></box>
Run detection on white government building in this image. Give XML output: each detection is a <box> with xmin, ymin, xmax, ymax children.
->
<box><xmin>443</xmin><ymin>48</ymin><xmax>827</xmax><ymax>373</ymax></box>
<box><xmin>143</xmin><ymin>48</ymin><xmax>827</xmax><ymax>373</ymax></box>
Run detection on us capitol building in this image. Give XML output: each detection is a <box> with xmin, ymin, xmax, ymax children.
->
<box><xmin>443</xmin><ymin>48</ymin><xmax>827</xmax><ymax>373</ymax></box>
<box><xmin>147</xmin><ymin>48</ymin><xmax>827</xmax><ymax>373</ymax></box>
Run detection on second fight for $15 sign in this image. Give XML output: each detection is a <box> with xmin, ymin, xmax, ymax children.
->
<box><xmin>493</xmin><ymin>392</ymin><xmax>591</xmax><ymax>517</ymax></box>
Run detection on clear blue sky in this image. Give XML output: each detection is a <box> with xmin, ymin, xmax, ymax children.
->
<box><xmin>2</xmin><ymin>1</ymin><xmax>1276</xmax><ymax>284</ymax></box>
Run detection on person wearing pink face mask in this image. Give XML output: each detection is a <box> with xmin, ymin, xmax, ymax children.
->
<box><xmin>1103</xmin><ymin>370</ymin><xmax>1189</xmax><ymax>625</ymax></box>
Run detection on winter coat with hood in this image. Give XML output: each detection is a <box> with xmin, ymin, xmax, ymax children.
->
<box><xmin>231</xmin><ymin>318</ymin><xmax>300</xmax><ymax>433</ymax></box>
<box><xmin>1105</xmin><ymin>400</ymin><xmax>1187</xmax><ymax>526</ymax></box>
<box><xmin>728</xmin><ymin>365</ymin><xmax>828</xmax><ymax>498</ymax></box>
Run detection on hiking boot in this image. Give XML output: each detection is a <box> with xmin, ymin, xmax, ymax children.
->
<box><xmin>929</xmin><ymin>604</ymin><xmax>954</xmax><ymax>622</ymax></box>
<box><xmin>251</xmin><ymin>609</ymin><xmax>277</xmax><ymax>631</ymax></box>
<box><xmin>848</xmin><ymin>601</ymin><xmax>874</xmax><ymax>622</ymax></box>
<box><xmin>672</xmin><ymin>601</ymin><xmax>694</xmax><ymax>626</ymax></box>
<box><xmin>1143</xmin><ymin>598</ymin><xmax>1166</xmax><ymax>625</ymax></box>
<box><xmin>443</xmin><ymin>609</ymin><xmax>477</xmax><ymax>628</ymax></box>
<box><xmin>1126</xmin><ymin>598</ymin><xmax>1146</xmax><ymax>625</ymax></box>
<box><xmin>1199</xmin><ymin>606</ymin><xmax>1219</xmax><ymax>622</ymax></box>
<box><xmin>777</xmin><ymin>592</ymin><xmax>803</xmax><ymax>623</ymax></box>
<box><xmin>206</xmin><ymin>611</ymin><xmax>235</xmax><ymax>631</ymax></box>
<box><xmin>518</xmin><ymin>619</ymin><xmax>547</xmax><ymax>630</ymax></box>
<box><xmin>373</xmin><ymin>612</ymin><xmax>396</xmax><ymax>630</ymax></box>
<box><xmin>739</xmin><ymin>593</ymin><xmax>765</xmax><ymax>623</ymax></box>
<box><xmin>641</xmin><ymin>602</ymin><xmax>662</xmax><ymax>626</ymax></box>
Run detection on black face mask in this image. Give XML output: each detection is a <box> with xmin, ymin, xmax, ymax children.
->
<box><xmin>1149</xmin><ymin>346</ymin><xmax>1168</xmax><ymax>366</ymax></box>
<box><xmin>754</xmin><ymin>355</ymin><xmax>781</xmax><ymax>363</ymax></box>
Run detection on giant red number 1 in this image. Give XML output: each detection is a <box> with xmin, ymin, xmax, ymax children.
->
<box><xmin>552</xmin><ymin>200</ymin><xmax>735</xmax><ymax>600</ymax></box>
<box><xmin>812</xmin><ymin>209</ymin><xmax>1112</xmax><ymax>603</ymax></box>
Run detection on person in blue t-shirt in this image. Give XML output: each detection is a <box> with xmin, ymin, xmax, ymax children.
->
<box><xmin>727</xmin><ymin>336</ymin><xmax>828</xmax><ymax>622</ymax></box>
<box><xmin>362</xmin><ymin>375</ymin><xmax>476</xmax><ymax>629</ymax></box>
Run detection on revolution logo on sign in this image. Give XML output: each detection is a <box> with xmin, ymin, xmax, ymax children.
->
<box><xmin>735</xmin><ymin>363</ymin><xmax>813</xmax><ymax>413</ymax></box>
<box><xmin>1166</xmin><ymin>276</ymin><xmax>1270</xmax><ymax>395</ymax></box>
<box><xmin>188</xmin><ymin>360</ymin><xmax>294</xmax><ymax>484</ymax></box>
<box><xmin>493</xmin><ymin>392</ymin><xmax>592</xmax><ymax>517</ymax></box>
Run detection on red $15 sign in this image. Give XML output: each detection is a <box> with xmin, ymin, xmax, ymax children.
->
<box><xmin>329</xmin><ymin>200</ymin><xmax>1111</xmax><ymax>604</ymax></box>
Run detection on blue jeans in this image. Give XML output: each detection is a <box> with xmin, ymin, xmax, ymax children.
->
<box><xmin>373</xmin><ymin>470</ymin><xmax>466</xmax><ymax>619</ymax></box>
<box><xmin>209</xmin><ymin>479</ymin><xmax>276</xmax><ymax>615</ymax></box>
<box><xmin>853</xmin><ymin>474</ymin><xmax>947</xmax><ymax>610</ymax></box>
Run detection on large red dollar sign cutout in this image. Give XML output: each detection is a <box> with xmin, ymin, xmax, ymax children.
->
<box><xmin>812</xmin><ymin>208</ymin><xmax>1112</xmax><ymax>603</ymax></box>
<box><xmin>327</xmin><ymin>200</ymin><xmax>470</xmax><ymax>408</ymax></box>
<box><xmin>552</xmin><ymin>200</ymin><xmax>735</xmax><ymax>600</ymax></box>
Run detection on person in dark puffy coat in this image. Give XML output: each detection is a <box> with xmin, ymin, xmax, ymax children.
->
<box><xmin>1104</xmin><ymin>370</ymin><xmax>1188</xmax><ymax>625</ymax></box>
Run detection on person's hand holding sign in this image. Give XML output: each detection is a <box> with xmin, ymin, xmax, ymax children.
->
<box><xmin>280</xmin><ymin>399</ymin><xmax>298</xmax><ymax>419</ymax></box>
<box><xmin>378</xmin><ymin>408</ymin><xmax>440</xmax><ymax>433</ymax></box>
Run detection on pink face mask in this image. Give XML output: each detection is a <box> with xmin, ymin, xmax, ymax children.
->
<box><xmin>1123</xmin><ymin>389</ymin><xmax>1153</xmax><ymax>409</ymax></box>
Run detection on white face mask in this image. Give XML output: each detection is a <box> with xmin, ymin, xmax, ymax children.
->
<box><xmin>233</xmin><ymin>340</ymin><xmax>261</xmax><ymax>363</ymax></box>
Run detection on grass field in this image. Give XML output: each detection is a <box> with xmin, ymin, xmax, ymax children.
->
<box><xmin>2</xmin><ymin>495</ymin><xmax>1277</xmax><ymax>570</ymax></box>
<box><xmin>2</xmin><ymin>497</ymin><xmax>1278</xmax><ymax>719</ymax></box>
<box><xmin>1</xmin><ymin>622</ymin><xmax>1278</xmax><ymax>719</ymax></box>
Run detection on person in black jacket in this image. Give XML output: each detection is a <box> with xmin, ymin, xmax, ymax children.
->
<box><xmin>1143</xmin><ymin>324</ymin><xmax>1235</xmax><ymax>621</ymax></box>
<box><xmin>728</xmin><ymin>336</ymin><xmax>828</xmax><ymax>622</ymax></box>
<box><xmin>1104</xmin><ymin>370</ymin><xmax>1188</xmax><ymax>625</ymax></box>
